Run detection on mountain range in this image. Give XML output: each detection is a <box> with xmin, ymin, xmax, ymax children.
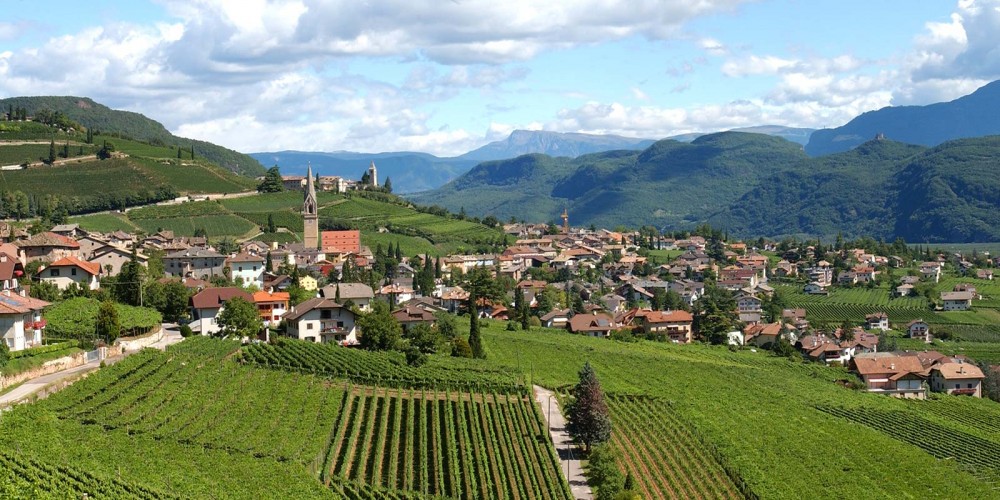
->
<box><xmin>410</xmin><ymin>132</ymin><xmax>1000</xmax><ymax>243</ymax></box>
<box><xmin>251</xmin><ymin>126</ymin><xmax>814</xmax><ymax>193</ymax></box>
<box><xmin>0</xmin><ymin>96</ymin><xmax>264</xmax><ymax>177</ymax></box>
<box><xmin>805</xmin><ymin>80</ymin><xmax>1000</xmax><ymax>156</ymax></box>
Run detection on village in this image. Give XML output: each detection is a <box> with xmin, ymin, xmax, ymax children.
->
<box><xmin>0</xmin><ymin>161</ymin><xmax>994</xmax><ymax>405</ymax></box>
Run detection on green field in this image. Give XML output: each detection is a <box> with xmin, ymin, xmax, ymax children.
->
<box><xmin>133</xmin><ymin>213</ymin><xmax>257</xmax><ymax>238</ymax></box>
<box><xmin>68</xmin><ymin>212</ymin><xmax>138</xmax><ymax>232</ymax></box>
<box><xmin>0</xmin><ymin>142</ymin><xmax>96</xmax><ymax>166</ymax></box>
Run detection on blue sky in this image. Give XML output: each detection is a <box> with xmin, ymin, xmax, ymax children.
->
<box><xmin>1</xmin><ymin>1</ymin><xmax>995</xmax><ymax>156</ymax></box>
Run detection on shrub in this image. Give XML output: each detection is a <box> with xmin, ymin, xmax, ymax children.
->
<box><xmin>451</xmin><ymin>336</ymin><xmax>473</xmax><ymax>358</ymax></box>
<box><xmin>178</xmin><ymin>324</ymin><xmax>193</xmax><ymax>338</ymax></box>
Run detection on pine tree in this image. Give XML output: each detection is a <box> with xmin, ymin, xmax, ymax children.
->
<box><xmin>384</xmin><ymin>177</ymin><xmax>392</xmax><ymax>193</ymax></box>
<box><xmin>176</xmin><ymin>145</ymin><xmax>182</xmax><ymax>159</ymax></box>
<box><xmin>190</xmin><ymin>146</ymin><xmax>196</xmax><ymax>159</ymax></box>
<box><xmin>468</xmin><ymin>291</ymin><xmax>486</xmax><ymax>359</ymax></box>
<box><xmin>48</xmin><ymin>140</ymin><xmax>56</xmax><ymax>164</ymax></box>
<box><xmin>566</xmin><ymin>362</ymin><xmax>611</xmax><ymax>452</ymax></box>
<box><xmin>265</xmin><ymin>251</ymin><xmax>273</xmax><ymax>273</ymax></box>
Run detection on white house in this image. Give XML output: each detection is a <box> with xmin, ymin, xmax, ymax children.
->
<box><xmin>189</xmin><ymin>287</ymin><xmax>254</xmax><ymax>335</ymax></box>
<box><xmin>804</xmin><ymin>282</ymin><xmax>827</xmax><ymax>295</ymax></box>
<box><xmin>40</xmin><ymin>256</ymin><xmax>100</xmax><ymax>291</ymax></box>
<box><xmin>907</xmin><ymin>320</ymin><xmax>931</xmax><ymax>343</ymax></box>
<box><xmin>865</xmin><ymin>312</ymin><xmax>889</xmax><ymax>331</ymax></box>
<box><xmin>0</xmin><ymin>290</ymin><xmax>50</xmax><ymax>351</ymax></box>
<box><xmin>283</xmin><ymin>297</ymin><xmax>358</xmax><ymax>345</ymax></box>
<box><xmin>227</xmin><ymin>253</ymin><xmax>265</xmax><ymax>289</ymax></box>
<box><xmin>319</xmin><ymin>283</ymin><xmax>375</xmax><ymax>312</ymax></box>
<box><xmin>736</xmin><ymin>294</ymin><xmax>763</xmax><ymax>324</ymax></box>
<box><xmin>941</xmin><ymin>291</ymin><xmax>974</xmax><ymax>311</ymax></box>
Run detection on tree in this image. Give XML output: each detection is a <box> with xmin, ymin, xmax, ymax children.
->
<box><xmin>29</xmin><ymin>281</ymin><xmax>59</xmax><ymax>302</ymax></box>
<box><xmin>257</xmin><ymin>166</ymin><xmax>285</xmax><ymax>193</ymax></box>
<box><xmin>267</xmin><ymin>213</ymin><xmax>277</xmax><ymax>233</ymax></box>
<box><xmin>95</xmin><ymin>300</ymin><xmax>121</xmax><ymax>343</ymax></box>
<box><xmin>435</xmin><ymin>311</ymin><xmax>457</xmax><ymax>339</ymax></box>
<box><xmin>404</xmin><ymin>323</ymin><xmax>437</xmax><ymax>354</ymax></box>
<box><xmin>586</xmin><ymin>445</ymin><xmax>625</xmax><ymax>500</ymax></box>
<box><xmin>0</xmin><ymin>341</ymin><xmax>8</xmax><ymax>369</ymax></box>
<box><xmin>979</xmin><ymin>361</ymin><xmax>1000</xmax><ymax>403</ymax></box>
<box><xmin>468</xmin><ymin>291</ymin><xmax>486</xmax><ymax>359</ymax></box>
<box><xmin>383</xmin><ymin>177</ymin><xmax>392</xmax><ymax>193</ymax></box>
<box><xmin>566</xmin><ymin>362</ymin><xmax>611</xmax><ymax>452</ymax></box>
<box><xmin>115</xmin><ymin>248</ymin><xmax>144</xmax><ymax>306</ymax></box>
<box><xmin>96</xmin><ymin>140</ymin><xmax>115</xmax><ymax>160</ymax></box>
<box><xmin>216</xmin><ymin>297</ymin><xmax>260</xmax><ymax>339</ymax></box>
<box><xmin>877</xmin><ymin>331</ymin><xmax>897</xmax><ymax>352</ymax></box>
<box><xmin>693</xmin><ymin>285</ymin><xmax>740</xmax><ymax>344</ymax></box>
<box><xmin>176</xmin><ymin>145</ymin><xmax>182</xmax><ymax>159</ymax></box>
<box><xmin>451</xmin><ymin>336</ymin><xmax>473</xmax><ymax>358</ymax></box>
<box><xmin>48</xmin><ymin>140</ymin><xmax>56</xmax><ymax>164</ymax></box>
<box><xmin>356</xmin><ymin>300</ymin><xmax>402</xmax><ymax>351</ymax></box>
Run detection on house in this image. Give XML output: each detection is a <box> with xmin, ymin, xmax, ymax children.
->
<box><xmin>976</xmin><ymin>269</ymin><xmax>994</xmax><ymax>280</ymax></box>
<box><xmin>227</xmin><ymin>253</ymin><xmax>265</xmax><ymax>289</ymax></box>
<box><xmin>252</xmin><ymin>290</ymin><xmax>290</xmax><ymax>327</ymax></box>
<box><xmin>319</xmin><ymin>283</ymin><xmax>375</xmax><ymax>311</ymax></box>
<box><xmin>14</xmin><ymin>232</ymin><xmax>80</xmax><ymax>263</ymax></box>
<box><xmin>567</xmin><ymin>312</ymin><xmax>615</xmax><ymax>338</ymax></box>
<box><xmin>893</xmin><ymin>283</ymin><xmax>914</xmax><ymax>297</ymax></box>
<box><xmin>865</xmin><ymin>312</ymin><xmax>889</xmax><ymax>331</ymax></box>
<box><xmin>803</xmin><ymin>282</ymin><xmax>827</xmax><ymax>295</ymax></box>
<box><xmin>929</xmin><ymin>362</ymin><xmax>984</xmax><ymax>397</ymax></box>
<box><xmin>540</xmin><ymin>308</ymin><xmax>571</xmax><ymax>329</ymax></box>
<box><xmin>49</xmin><ymin>223</ymin><xmax>81</xmax><ymax>238</ymax></box>
<box><xmin>378</xmin><ymin>283</ymin><xmax>414</xmax><ymax>306</ymax></box>
<box><xmin>0</xmin><ymin>290</ymin><xmax>50</xmax><ymax>351</ymax></box>
<box><xmin>0</xmin><ymin>251</ymin><xmax>25</xmax><ymax>292</ymax></box>
<box><xmin>941</xmin><ymin>291</ymin><xmax>974</xmax><ymax>311</ymax></box>
<box><xmin>40</xmin><ymin>256</ymin><xmax>101</xmax><ymax>291</ymax></box>
<box><xmin>391</xmin><ymin>306</ymin><xmax>436</xmax><ymax>333</ymax></box>
<box><xmin>850</xmin><ymin>353</ymin><xmax>927</xmax><ymax>399</ymax></box>
<box><xmin>635</xmin><ymin>309</ymin><xmax>694</xmax><ymax>343</ymax></box>
<box><xmin>89</xmin><ymin>245</ymin><xmax>148</xmax><ymax>276</ymax></box>
<box><xmin>745</xmin><ymin>322</ymin><xmax>784</xmax><ymax>348</ymax></box>
<box><xmin>736</xmin><ymin>294</ymin><xmax>763</xmax><ymax>324</ymax></box>
<box><xmin>906</xmin><ymin>320</ymin><xmax>931</xmax><ymax>343</ymax></box>
<box><xmin>164</xmin><ymin>247</ymin><xmax>226</xmax><ymax>279</ymax></box>
<box><xmin>283</xmin><ymin>297</ymin><xmax>358</xmax><ymax>345</ymax></box>
<box><xmin>189</xmin><ymin>287</ymin><xmax>254</xmax><ymax>336</ymax></box>
<box><xmin>919</xmin><ymin>262</ymin><xmax>941</xmax><ymax>283</ymax></box>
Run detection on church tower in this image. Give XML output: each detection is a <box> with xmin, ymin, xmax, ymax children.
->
<box><xmin>303</xmin><ymin>163</ymin><xmax>319</xmax><ymax>249</ymax></box>
<box><xmin>561</xmin><ymin>208</ymin><xmax>569</xmax><ymax>234</ymax></box>
<box><xmin>368</xmin><ymin>161</ymin><xmax>378</xmax><ymax>187</ymax></box>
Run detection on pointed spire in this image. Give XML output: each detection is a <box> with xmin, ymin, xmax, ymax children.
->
<box><xmin>304</xmin><ymin>162</ymin><xmax>317</xmax><ymax>216</ymax></box>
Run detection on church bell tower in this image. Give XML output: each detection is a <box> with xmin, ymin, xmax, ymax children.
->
<box><xmin>303</xmin><ymin>164</ymin><xmax>319</xmax><ymax>249</ymax></box>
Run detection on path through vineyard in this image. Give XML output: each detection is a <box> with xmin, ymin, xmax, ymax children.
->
<box><xmin>533</xmin><ymin>385</ymin><xmax>592</xmax><ymax>500</ymax></box>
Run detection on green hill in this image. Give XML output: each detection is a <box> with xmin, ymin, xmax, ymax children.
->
<box><xmin>410</xmin><ymin>132</ymin><xmax>811</xmax><ymax>229</ymax></box>
<box><xmin>413</xmin><ymin>132</ymin><xmax>1000</xmax><ymax>242</ymax></box>
<box><xmin>0</xmin><ymin>96</ymin><xmax>263</xmax><ymax>177</ymax></box>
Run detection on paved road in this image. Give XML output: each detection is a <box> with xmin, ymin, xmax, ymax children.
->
<box><xmin>0</xmin><ymin>324</ymin><xmax>184</xmax><ymax>407</ymax></box>
<box><xmin>534</xmin><ymin>385</ymin><xmax>593</xmax><ymax>500</ymax></box>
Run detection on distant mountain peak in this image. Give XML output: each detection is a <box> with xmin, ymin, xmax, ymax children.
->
<box><xmin>805</xmin><ymin>79</ymin><xmax>1000</xmax><ymax>156</ymax></box>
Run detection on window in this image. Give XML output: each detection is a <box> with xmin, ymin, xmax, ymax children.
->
<box><xmin>320</xmin><ymin>310</ymin><xmax>332</xmax><ymax>319</ymax></box>
<box><xmin>955</xmin><ymin>383</ymin><xmax>960</xmax><ymax>389</ymax></box>
<box><xmin>307</xmin><ymin>322</ymin><xmax>314</xmax><ymax>330</ymax></box>
<box><xmin>50</xmin><ymin>269</ymin><xmax>60</xmax><ymax>277</ymax></box>
<box><xmin>968</xmin><ymin>383</ymin><xmax>973</xmax><ymax>389</ymax></box>
<box><xmin>71</xmin><ymin>268</ymin><xmax>77</xmax><ymax>276</ymax></box>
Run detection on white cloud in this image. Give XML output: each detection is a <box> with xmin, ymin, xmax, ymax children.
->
<box><xmin>630</xmin><ymin>87</ymin><xmax>650</xmax><ymax>101</ymax></box>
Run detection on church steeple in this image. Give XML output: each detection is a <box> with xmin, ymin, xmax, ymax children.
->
<box><xmin>303</xmin><ymin>163</ymin><xmax>319</xmax><ymax>249</ymax></box>
<box><xmin>368</xmin><ymin>161</ymin><xmax>378</xmax><ymax>187</ymax></box>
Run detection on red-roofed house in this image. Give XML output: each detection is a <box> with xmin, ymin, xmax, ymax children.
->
<box><xmin>930</xmin><ymin>362</ymin><xmax>984</xmax><ymax>397</ymax></box>
<box><xmin>189</xmin><ymin>287</ymin><xmax>254</xmax><ymax>335</ymax></box>
<box><xmin>41</xmin><ymin>256</ymin><xmax>101</xmax><ymax>291</ymax></box>
<box><xmin>568</xmin><ymin>312</ymin><xmax>616</xmax><ymax>338</ymax></box>
<box><xmin>850</xmin><ymin>353</ymin><xmax>927</xmax><ymax>399</ymax></box>
<box><xmin>0</xmin><ymin>290</ymin><xmax>50</xmax><ymax>351</ymax></box>
<box><xmin>0</xmin><ymin>250</ymin><xmax>25</xmax><ymax>292</ymax></box>
<box><xmin>252</xmin><ymin>291</ymin><xmax>290</xmax><ymax>327</ymax></box>
<box><xmin>391</xmin><ymin>306</ymin><xmax>436</xmax><ymax>333</ymax></box>
<box><xmin>635</xmin><ymin>309</ymin><xmax>694</xmax><ymax>343</ymax></box>
<box><xmin>14</xmin><ymin>232</ymin><xmax>80</xmax><ymax>263</ymax></box>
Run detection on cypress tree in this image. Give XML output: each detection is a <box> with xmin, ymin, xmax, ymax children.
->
<box><xmin>48</xmin><ymin>140</ymin><xmax>56</xmax><ymax>164</ymax></box>
<box><xmin>468</xmin><ymin>290</ymin><xmax>485</xmax><ymax>359</ymax></box>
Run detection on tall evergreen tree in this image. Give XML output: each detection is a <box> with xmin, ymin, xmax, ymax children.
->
<box><xmin>115</xmin><ymin>248</ymin><xmax>144</xmax><ymax>306</ymax></box>
<box><xmin>468</xmin><ymin>291</ymin><xmax>486</xmax><ymax>359</ymax></box>
<box><xmin>566</xmin><ymin>362</ymin><xmax>611</xmax><ymax>452</ymax></box>
<box><xmin>384</xmin><ymin>177</ymin><xmax>392</xmax><ymax>193</ymax></box>
<box><xmin>48</xmin><ymin>140</ymin><xmax>56</xmax><ymax>164</ymax></box>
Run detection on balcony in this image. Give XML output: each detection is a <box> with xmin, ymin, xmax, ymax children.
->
<box><xmin>951</xmin><ymin>388</ymin><xmax>978</xmax><ymax>396</ymax></box>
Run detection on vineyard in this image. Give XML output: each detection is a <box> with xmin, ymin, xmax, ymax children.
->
<box><xmin>320</xmin><ymin>386</ymin><xmax>571</xmax><ymax>500</ymax></box>
<box><xmin>45</xmin><ymin>297</ymin><xmax>162</xmax><ymax>340</ymax></box>
<box><xmin>817</xmin><ymin>405</ymin><xmax>1000</xmax><ymax>484</ymax></box>
<box><xmin>240</xmin><ymin>338</ymin><xmax>525</xmax><ymax>393</ymax></box>
<box><xmin>0</xmin><ymin>449</ymin><xmax>180</xmax><ymax>499</ymax></box>
<box><xmin>607</xmin><ymin>394</ymin><xmax>745</xmax><ymax>499</ymax></box>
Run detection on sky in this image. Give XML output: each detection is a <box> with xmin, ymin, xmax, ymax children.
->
<box><xmin>1</xmin><ymin>0</ymin><xmax>997</xmax><ymax>156</ymax></box>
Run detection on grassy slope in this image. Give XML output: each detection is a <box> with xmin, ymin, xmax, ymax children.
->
<box><xmin>471</xmin><ymin>321</ymin><xmax>998</xmax><ymax>499</ymax></box>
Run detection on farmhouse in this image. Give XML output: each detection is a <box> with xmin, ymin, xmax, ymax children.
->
<box><xmin>227</xmin><ymin>253</ymin><xmax>265</xmax><ymax>289</ymax></box>
<box><xmin>252</xmin><ymin>290</ymin><xmax>289</xmax><ymax>327</ymax></box>
<box><xmin>164</xmin><ymin>247</ymin><xmax>226</xmax><ymax>279</ymax></box>
<box><xmin>906</xmin><ymin>320</ymin><xmax>931</xmax><ymax>343</ymax></box>
<box><xmin>391</xmin><ymin>306</ymin><xmax>436</xmax><ymax>333</ymax></box>
<box><xmin>320</xmin><ymin>283</ymin><xmax>375</xmax><ymax>311</ymax></box>
<box><xmin>89</xmin><ymin>245</ymin><xmax>148</xmax><ymax>276</ymax></box>
<box><xmin>940</xmin><ymin>291</ymin><xmax>974</xmax><ymax>311</ymax></box>
<box><xmin>929</xmin><ymin>362</ymin><xmax>984</xmax><ymax>397</ymax></box>
<box><xmin>283</xmin><ymin>297</ymin><xmax>358</xmax><ymax>345</ymax></box>
<box><xmin>864</xmin><ymin>312</ymin><xmax>889</xmax><ymax>331</ymax></box>
<box><xmin>14</xmin><ymin>232</ymin><xmax>80</xmax><ymax>263</ymax></box>
<box><xmin>634</xmin><ymin>309</ymin><xmax>694</xmax><ymax>343</ymax></box>
<box><xmin>850</xmin><ymin>353</ymin><xmax>926</xmax><ymax>399</ymax></box>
